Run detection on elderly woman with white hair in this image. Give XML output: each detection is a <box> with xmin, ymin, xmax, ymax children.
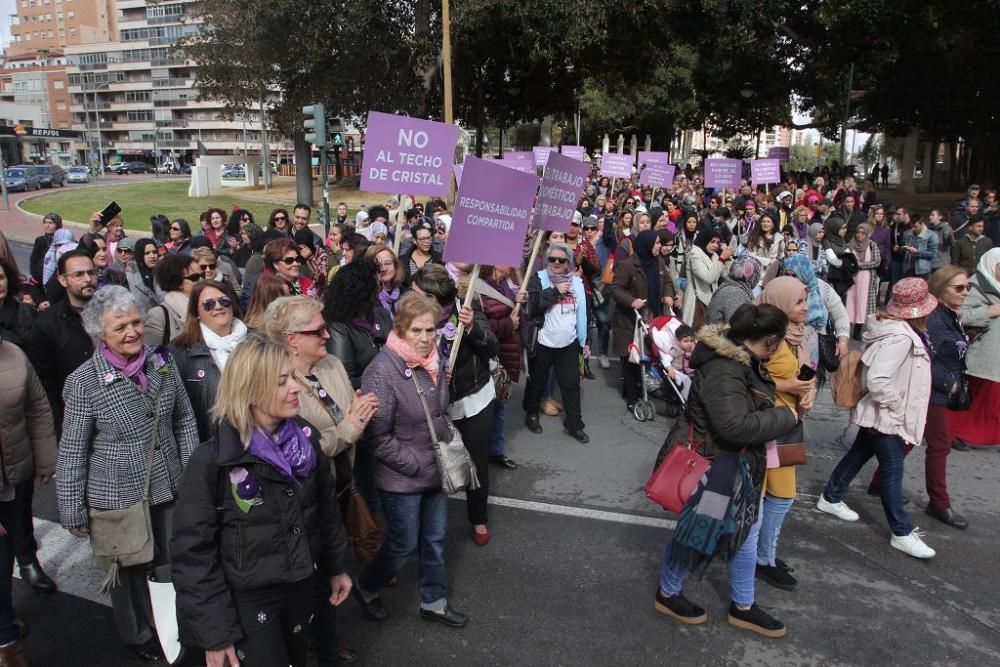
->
<box><xmin>523</xmin><ymin>242</ymin><xmax>590</xmax><ymax>443</ymax></box>
<box><xmin>56</xmin><ymin>285</ymin><xmax>199</xmax><ymax>662</ymax></box>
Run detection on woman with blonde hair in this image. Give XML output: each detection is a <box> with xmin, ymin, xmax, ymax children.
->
<box><xmin>171</xmin><ymin>333</ymin><xmax>351</xmax><ymax>667</ymax></box>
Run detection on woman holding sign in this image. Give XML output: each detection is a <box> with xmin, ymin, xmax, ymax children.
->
<box><xmin>523</xmin><ymin>244</ymin><xmax>590</xmax><ymax>443</ymax></box>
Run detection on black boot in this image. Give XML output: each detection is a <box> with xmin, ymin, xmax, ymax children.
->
<box><xmin>19</xmin><ymin>560</ymin><xmax>56</xmax><ymax>594</ymax></box>
<box><xmin>851</xmin><ymin>324</ymin><xmax>863</xmax><ymax>341</ymax></box>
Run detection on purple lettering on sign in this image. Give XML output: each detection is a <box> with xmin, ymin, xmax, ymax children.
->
<box><xmin>637</xmin><ymin>151</ymin><xmax>670</xmax><ymax>169</ymax></box>
<box><xmin>534</xmin><ymin>152</ymin><xmax>592</xmax><ymax>232</ymax></box>
<box><xmin>639</xmin><ymin>163</ymin><xmax>676</xmax><ymax>188</ymax></box>
<box><xmin>444</xmin><ymin>157</ymin><xmax>539</xmax><ymax>267</ymax></box>
<box><xmin>360</xmin><ymin>111</ymin><xmax>459</xmax><ymax>196</ymax></box>
<box><xmin>767</xmin><ymin>146</ymin><xmax>790</xmax><ymax>160</ymax></box>
<box><xmin>750</xmin><ymin>159</ymin><xmax>782</xmax><ymax>186</ymax></box>
<box><xmin>533</xmin><ymin>146</ymin><xmax>556</xmax><ymax>167</ymax></box>
<box><xmin>453</xmin><ymin>164</ymin><xmax>464</xmax><ymax>189</ymax></box>
<box><xmin>600</xmin><ymin>153</ymin><xmax>633</xmax><ymax>179</ymax></box>
<box><xmin>560</xmin><ymin>145</ymin><xmax>587</xmax><ymax>161</ymax></box>
<box><xmin>704</xmin><ymin>158</ymin><xmax>743</xmax><ymax>190</ymax></box>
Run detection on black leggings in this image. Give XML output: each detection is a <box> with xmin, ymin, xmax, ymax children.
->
<box><xmin>233</xmin><ymin>579</ymin><xmax>313</xmax><ymax>667</ymax></box>
<box><xmin>454</xmin><ymin>401</ymin><xmax>495</xmax><ymax>526</ymax></box>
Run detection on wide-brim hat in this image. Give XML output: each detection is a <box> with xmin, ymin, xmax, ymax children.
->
<box><xmin>886</xmin><ymin>277</ymin><xmax>937</xmax><ymax>320</ymax></box>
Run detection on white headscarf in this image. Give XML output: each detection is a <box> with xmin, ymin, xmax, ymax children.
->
<box><xmin>977</xmin><ymin>247</ymin><xmax>1000</xmax><ymax>295</ymax></box>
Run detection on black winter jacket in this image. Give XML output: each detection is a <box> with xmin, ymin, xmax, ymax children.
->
<box><xmin>661</xmin><ymin>325</ymin><xmax>797</xmax><ymax>486</ymax></box>
<box><xmin>326</xmin><ymin>307</ymin><xmax>392</xmax><ymax>388</ymax></box>
<box><xmin>0</xmin><ymin>298</ymin><xmax>35</xmax><ymax>349</ymax></box>
<box><xmin>170</xmin><ymin>341</ymin><xmax>220</xmax><ymax>442</ymax></box>
<box><xmin>447</xmin><ymin>301</ymin><xmax>499</xmax><ymax>402</ymax></box>
<box><xmin>26</xmin><ymin>300</ymin><xmax>94</xmax><ymax>430</ymax></box>
<box><xmin>926</xmin><ymin>303</ymin><xmax>966</xmax><ymax>406</ymax></box>
<box><xmin>170</xmin><ymin>417</ymin><xmax>348</xmax><ymax>651</ymax></box>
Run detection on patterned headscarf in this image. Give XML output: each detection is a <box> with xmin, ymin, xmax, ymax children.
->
<box><xmin>781</xmin><ymin>254</ymin><xmax>828</xmax><ymax>329</ymax></box>
<box><xmin>728</xmin><ymin>255</ymin><xmax>763</xmax><ymax>289</ymax></box>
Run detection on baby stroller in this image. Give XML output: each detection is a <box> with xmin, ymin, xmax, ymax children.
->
<box><xmin>627</xmin><ymin>310</ymin><xmax>688</xmax><ymax>422</ymax></box>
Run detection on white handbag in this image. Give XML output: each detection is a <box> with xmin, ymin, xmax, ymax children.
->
<box><xmin>411</xmin><ymin>373</ymin><xmax>480</xmax><ymax>495</ymax></box>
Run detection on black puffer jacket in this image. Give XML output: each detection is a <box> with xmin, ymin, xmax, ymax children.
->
<box><xmin>170</xmin><ymin>341</ymin><xmax>220</xmax><ymax>442</ymax></box>
<box><xmin>326</xmin><ymin>306</ymin><xmax>392</xmax><ymax>388</ymax></box>
<box><xmin>660</xmin><ymin>325</ymin><xmax>797</xmax><ymax>486</ymax></box>
<box><xmin>170</xmin><ymin>417</ymin><xmax>348</xmax><ymax>651</ymax></box>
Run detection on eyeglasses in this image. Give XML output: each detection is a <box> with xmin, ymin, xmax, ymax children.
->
<box><xmin>547</xmin><ymin>257</ymin><xmax>569</xmax><ymax>265</ymax></box>
<box><xmin>199</xmin><ymin>263</ymin><xmax>217</xmax><ymax>272</ymax></box>
<box><xmin>201</xmin><ymin>296</ymin><xmax>233</xmax><ymax>311</ymax></box>
<box><xmin>948</xmin><ymin>284</ymin><xmax>970</xmax><ymax>293</ymax></box>
<box><xmin>66</xmin><ymin>269</ymin><xmax>97</xmax><ymax>280</ymax></box>
<box><xmin>278</xmin><ymin>256</ymin><xmax>305</xmax><ymax>265</ymax></box>
<box><xmin>182</xmin><ymin>274</ymin><xmax>201</xmax><ymax>283</ymax></box>
<box><xmin>293</xmin><ymin>326</ymin><xmax>329</xmax><ymax>338</ymax></box>
<box><xmin>170</xmin><ymin>226</ymin><xmax>181</xmax><ymax>232</ymax></box>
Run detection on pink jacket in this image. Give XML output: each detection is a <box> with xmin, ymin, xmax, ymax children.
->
<box><xmin>852</xmin><ymin>315</ymin><xmax>931</xmax><ymax>446</ymax></box>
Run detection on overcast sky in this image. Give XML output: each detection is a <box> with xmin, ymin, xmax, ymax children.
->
<box><xmin>0</xmin><ymin>0</ymin><xmax>14</xmax><ymax>50</ymax></box>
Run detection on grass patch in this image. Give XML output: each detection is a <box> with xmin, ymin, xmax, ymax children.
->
<box><xmin>20</xmin><ymin>178</ymin><xmax>398</xmax><ymax>232</ymax></box>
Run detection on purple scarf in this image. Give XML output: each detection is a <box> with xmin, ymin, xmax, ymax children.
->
<box><xmin>100</xmin><ymin>342</ymin><xmax>149</xmax><ymax>392</ymax></box>
<box><xmin>379</xmin><ymin>286</ymin><xmax>401</xmax><ymax>315</ymax></box>
<box><xmin>248</xmin><ymin>419</ymin><xmax>317</xmax><ymax>484</ymax></box>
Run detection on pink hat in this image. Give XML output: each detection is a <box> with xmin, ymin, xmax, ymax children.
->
<box><xmin>886</xmin><ymin>277</ymin><xmax>938</xmax><ymax>320</ymax></box>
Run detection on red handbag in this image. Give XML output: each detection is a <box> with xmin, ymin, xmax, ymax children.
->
<box><xmin>645</xmin><ymin>425</ymin><xmax>709</xmax><ymax>513</ymax></box>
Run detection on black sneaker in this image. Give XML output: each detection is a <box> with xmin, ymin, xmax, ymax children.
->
<box><xmin>728</xmin><ymin>602</ymin><xmax>786</xmax><ymax>638</ymax></box>
<box><xmin>755</xmin><ymin>563</ymin><xmax>797</xmax><ymax>591</ymax></box>
<box><xmin>951</xmin><ymin>439</ymin><xmax>971</xmax><ymax>452</ymax></box>
<box><xmin>654</xmin><ymin>589</ymin><xmax>707</xmax><ymax>625</ymax></box>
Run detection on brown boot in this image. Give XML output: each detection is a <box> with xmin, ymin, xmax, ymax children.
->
<box><xmin>0</xmin><ymin>639</ymin><xmax>29</xmax><ymax>667</ymax></box>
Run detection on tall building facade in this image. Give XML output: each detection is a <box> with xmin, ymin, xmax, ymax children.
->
<box><xmin>65</xmin><ymin>0</ymin><xmax>267</xmax><ymax>168</ymax></box>
<box><xmin>6</xmin><ymin>0</ymin><xmax>117</xmax><ymax>57</ymax></box>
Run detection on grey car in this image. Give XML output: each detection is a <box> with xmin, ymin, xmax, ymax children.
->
<box><xmin>3</xmin><ymin>167</ymin><xmax>40</xmax><ymax>192</ymax></box>
<box><xmin>31</xmin><ymin>164</ymin><xmax>67</xmax><ymax>188</ymax></box>
<box><xmin>66</xmin><ymin>166</ymin><xmax>90</xmax><ymax>183</ymax></box>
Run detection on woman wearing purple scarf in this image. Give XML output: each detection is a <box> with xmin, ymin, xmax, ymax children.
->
<box><xmin>56</xmin><ymin>286</ymin><xmax>200</xmax><ymax>662</ymax></box>
<box><xmin>171</xmin><ymin>333</ymin><xmax>350</xmax><ymax>667</ymax></box>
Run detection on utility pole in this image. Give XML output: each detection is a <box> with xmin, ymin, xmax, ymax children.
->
<box><xmin>839</xmin><ymin>62</ymin><xmax>854</xmax><ymax>167</ymax></box>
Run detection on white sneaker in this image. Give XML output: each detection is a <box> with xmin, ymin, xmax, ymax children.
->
<box><xmin>816</xmin><ymin>495</ymin><xmax>860</xmax><ymax>522</ymax></box>
<box><xmin>598</xmin><ymin>355</ymin><xmax>610</xmax><ymax>369</ymax></box>
<box><xmin>890</xmin><ymin>529</ymin><xmax>936</xmax><ymax>559</ymax></box>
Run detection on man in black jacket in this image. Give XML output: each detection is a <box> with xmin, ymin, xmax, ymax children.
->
<box><xmin>839</xmin><ymin>194</ymin><xmax>867</xmax><ymax>236</ymax></box>
<box><xmin>28</xmin><ymin>249</ymin><xmax>97</xmax><ymax>432</ymax></box>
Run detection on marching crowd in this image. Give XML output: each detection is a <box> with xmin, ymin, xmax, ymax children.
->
<box><xmin>0</xmin><ymin>162</ymin><xmax>996</xmax><ymax>664</ymax></box>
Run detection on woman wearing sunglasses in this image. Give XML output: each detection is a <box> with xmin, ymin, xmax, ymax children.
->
<box><xmin>142</xmin><ymin>253</ymin><xmax>203</xmax><ymax>347</ymax></box>
<box><xmin>166</xmin><ymin>218</ymin><xmax>193</xmax><ymax>254</ymax></box>
<box><xmin>268</xmin><ymin>208</ymin><xmax>292</xmax><ymax>236</ymax></box>
<box><xmin>171</xmin><ymin>280</ymin><xmax>247</xmax><ymax>441</ymax></box>
<box><xmin>263</xmin><ymin>238</ymin><xmax>316</xmax><ymax>298</ymax></box>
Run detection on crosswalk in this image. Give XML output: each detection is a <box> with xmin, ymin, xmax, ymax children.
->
<box><xmin>21</xmin><ymin>518</ymin><xmax>110</xmax><ymax>607</ymax></box>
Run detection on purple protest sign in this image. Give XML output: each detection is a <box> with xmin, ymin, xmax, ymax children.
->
<box><xmin>360</xmin><ymin>111</ymin><xmax>459</xmax><ymax>196</ymax></box>
<box><xmin>638</xmin><ymin>151</ymin><xmax>670</xmax><ymax>169</ymax></box>
<box><xmin>704</xmin><ymin>158</ymin><xmax>743</xmax><ymax>190</ymax></box>
<box><xmin>533</xmin><ymin>146</ymin><xmax>556</xmax><ymax>167</ymax></box>
<box><xmin>533</xmin><ymin>152</ymin><xmax>592</xmax><ymax>232</ymax></box>
<box><xmin>561</xmin><ymin>145</ymin><xmax>587</xmax><ymax>161</ymax></box>
<box><xmin>506</xmin><ymin>151</ymin><xmax>535</xmax><ymax>165</ymax></box>
<box><xmin>444</xmin><ymin>157</ymin><xmax>539</xmax><ymax>267</ymax></box>
<box><xmin>498</xmin><ymin>159</ymin><xmax>536</xmax><ymax>174</ymax></box>
<box><xmin>600</xmin><ymin>152</ymin><xmax>633</xmax><ymax>179</ymax></box>
<box><xmin>453</xmin><ymin>164</ymin><xmax>464</xmax><ymax>189</ymax></box>
<box><xmin>751</xmin><ymin>159</ymin><xmax>782</xmax><ymax>186</ymax></box>
<box><xmin>640</xmin><ymin>163</ymin><xmax>676</xmax><ymax>188</ymax></box>
<box><xmin>767</xmin><ymin>146</ymin><xmax>790</xmax><ymax>160</ymax></box>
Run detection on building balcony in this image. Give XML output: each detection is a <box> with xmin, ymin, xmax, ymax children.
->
<box><xmin>152</xmin><ymin>78</ymin><xmax>190</xmax><ymax>88</ymax></box>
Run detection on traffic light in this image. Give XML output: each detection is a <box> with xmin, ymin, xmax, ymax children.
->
<box><xmin>329</xmin><ymin>117</ymin><xmax>345</xmax><ymax>147</ymax></box>
<box><xmin>302</xmin><ymin>104</ymin><xmax>326</xmax><ymax>147</ymax></box>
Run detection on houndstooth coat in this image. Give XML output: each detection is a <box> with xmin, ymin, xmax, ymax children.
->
<box><xmin>56</xmin><ymin>347</ymin><xmax>200</xmax><ymax>530</ymax></box>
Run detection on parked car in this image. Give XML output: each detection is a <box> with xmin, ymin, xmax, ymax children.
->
<box><xmin>221</xmin><ymin>164</ymin><xmax>246</xmax><ymax>179</ymax></box>
<box><xmin>30</xmin><ymin>164</ymin><xmax>67</xmax><ymax>188</ymax></box>
<box><xmin>3</xmin><ymin>167</ymin><xmax>40</xmax><ymax>192</ymax></box>
<box><xmin>110</xmin><ymin>161</ymin><xmax>153</xmax><ymax>175</ymax></box>
<box><xmin>66</xmin><ymin>166</ymin><xmax>90</xmax><ymax>184</ymax></box>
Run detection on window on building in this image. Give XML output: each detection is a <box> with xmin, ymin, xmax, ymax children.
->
<box><xmin>67</xmin><ymin>10</ymin><xmax>73</xmax><ymax>19</ymax></box>
<box><xmin>53</xmin><ymin>79</ymin><xmax>64</xmax><ymax>89</ymax></box>
<box><xmin>55</xmin><ymin>101</ymin><xmax>65</xmax><ymax>110</ymax></box>
<box><xmin>68</xmin><ymin>27</ymin><xmax>74</xmax><ymax>36</ymax></box>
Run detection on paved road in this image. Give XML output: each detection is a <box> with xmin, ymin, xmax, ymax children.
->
<box><xmin>5</xmin><ymin>236</ymin><xmax>1000</xmax><ymax>664</ymax></box>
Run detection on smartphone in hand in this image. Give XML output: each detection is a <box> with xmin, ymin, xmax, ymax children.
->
<box><xmin>797</xmin><ymin>364</ymin><xmax>817</xmax><ymax>381</ymax></box>
<box><xmin>98</xmin><ymin>201</ymin><xmax>121</xmax><ymax>226</ymax></box>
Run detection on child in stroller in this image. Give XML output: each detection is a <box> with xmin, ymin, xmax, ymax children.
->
<box><xmin>627</xmin><ymin>308</ymin><xmax>695</xmax><ymax>420</ymax></box>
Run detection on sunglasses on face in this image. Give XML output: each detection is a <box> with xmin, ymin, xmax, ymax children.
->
<box><xmin>273</xmin><ymin>215</ymin><xmax>287</xmax><ymax>221</ymax></box>
<box><xmin>170</xmin><ymin>226</ymin><xmax>181</xmax><ymax>232</ymax></box>
<box><xmin>118</xmin><ymin>248</ymin><xmax>134</xmax><ymax>255</ymax></box>
<box><xmin>547</xmin><ymin>256</ymin><xmax>569</xmax><ymax>265</ymax></box>
<box><xmin>199</xmin><ymin>263</ymin><xmax>217</xmax><ymax>272</ymax></box>
<box><xmin>949</xmin><ymin>284</ymin><xmax>970</xmax><ymax>293</ymax></box>
<box><xmin>201</xmin><ymin>296</ymin><xmax>233</xmax><ymax>311</ymax></box>
<box><xmin>294</xmin><ymin>326</ymin><xmax>329</xmax><ymax>338</ymax></box>
<box><xmin>279</xmin><ymin>256</ymin><xmax>305</xmax><ymax>265</ymax></box>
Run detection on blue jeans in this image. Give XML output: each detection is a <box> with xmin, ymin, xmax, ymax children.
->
<box><xmin>357</xmin><ymin>489</ymin><xmax>448</xmax><ymax>611</ymax></box>
<box><xmin>659</xmin><ymin>516</ymin><xmax>762</xmax><ymax>607</ymax></box>
<box><xmin>757</xmin><ymin>495</ymin><xmax>794</xmax><ymax>567</ymax></box>
<box><xmin>824</xmin><ymin>428</ymin><xmax>913</xmax><ymax>536</ymax></box>
<box><xmin>489</xmin><ymin>399</ymin><xmax>507</xmax><ymax>458</ymax></box>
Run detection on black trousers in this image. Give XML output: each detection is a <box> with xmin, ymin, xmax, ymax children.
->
<box><xmin>454</xmin><ymin>401</ymin><xmax>495</xmax><ymax>526</ymax></box>
<box><xmin>524</xmin><ymin>342</ymin><xmax>584</xmax><ymax>431</ymax></box>
<box><xmin>234</xmin><ymin>578</ymin><xmax>314</xmax><ymax>667</ymax></box>
<box><xmin>622</xmin><ymin>356</ymin><xmax>642</xmax><ymax>404</ymax></box>
<box><xmin>309</xmin><ymin>570</ymin><xmax>340</xmax><ymax>667</ymax></box>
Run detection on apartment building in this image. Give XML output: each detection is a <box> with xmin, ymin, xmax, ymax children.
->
<box><xmin>65</xmin><ymin>0</ymin><xmax>268</xmax><ymax>168</ymax></box>
<box><xmin>7</xmin><ymin>0</ymin><xmax>116</xmax><ymax>57</ymax></box>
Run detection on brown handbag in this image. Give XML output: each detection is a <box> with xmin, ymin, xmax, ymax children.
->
<box><xmin>343</xmin><ymin>486</ymin><xmax>381</xmax><ymax>563</ymax></box>
<box><xmin>775</xmin><ymin>422</ymin><xmax>807</xmax><ymax>467</ymax></box>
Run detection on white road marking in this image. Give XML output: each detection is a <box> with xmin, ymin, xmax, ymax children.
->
<box><xmin>20</xmin><ymin>518</ymin><xmax>110</xmax><ymax>606</ymax></box>
<box><xmin>469</xmin><ymin>493</ymin><xmax>679</xmax><ymax>529</ymax></box>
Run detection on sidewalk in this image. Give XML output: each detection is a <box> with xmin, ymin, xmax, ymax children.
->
<box><xmin>0</xmin><ymin>190</ymin><xmax>91</xmax><ymax>246</ymax></box>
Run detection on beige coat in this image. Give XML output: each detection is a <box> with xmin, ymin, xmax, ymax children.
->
<box><xmin>296</xmin><ymin>356</ymin><xmax>363</xmax><ymax>465</ymax></box>
<box><xmin>682</xmin><ymin>245</ymin><xmax>726</xmax><ymax>323</ymax></box>
<box><xmin>0</xmin><ymin>342</ymin><xmax>57</xmax><ymax>490</ymax></box>
<box><xmin>852</xmin><ymin>315</ymin><xmax>931</xmax><ymax>446</ymax></box>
